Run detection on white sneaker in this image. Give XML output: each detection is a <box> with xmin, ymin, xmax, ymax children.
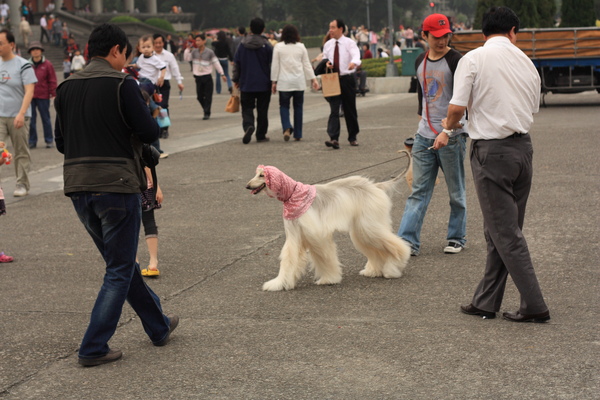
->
<box><xmin>13</xmin><ymin>185</ymin><xmax>28</xmax><ymax>197</ymax></box>
<box><xmin>444</xmin><ymin>242</ymin><xmax>463</xmax><ymax>254</ymax></box>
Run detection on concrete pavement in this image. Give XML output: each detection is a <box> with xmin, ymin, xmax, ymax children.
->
<box><xmin>0</xmin><ymin>65</ymin><xmax>598</xmax><ymax>399</ymax></box>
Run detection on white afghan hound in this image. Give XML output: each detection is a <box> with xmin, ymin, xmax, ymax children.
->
<box><xmin>246</xmin><ymin>151</ymin><xmax>411</xmax><ymax>291</ymax></box>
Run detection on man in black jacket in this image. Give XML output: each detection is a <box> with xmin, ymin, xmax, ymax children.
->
<box><xmin>54</xmin><ymin>24</ymin><xmax>178</xmax><ymax>367</ymax></box>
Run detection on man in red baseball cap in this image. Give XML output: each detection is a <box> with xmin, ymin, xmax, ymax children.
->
<box><xmin>396</xmin><ymin>13</ymin><xmax>468</xmax><ymax>257</ymax></box>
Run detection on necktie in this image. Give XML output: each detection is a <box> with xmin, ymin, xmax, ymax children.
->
<box><xmin>333</xmin><ymin>41</ymin><xmax>340</xmax><ymax>73</ymax></box>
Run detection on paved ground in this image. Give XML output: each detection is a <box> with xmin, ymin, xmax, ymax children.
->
<box><xmin>0</xmin><ymin>62</ymin><xmax>598</xmax><ymax>399</ymax></box>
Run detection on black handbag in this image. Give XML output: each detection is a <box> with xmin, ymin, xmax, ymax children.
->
<box><xmin>314</xmin><ymin>58</ymin><xmax>329</xmax><ymax>76</ymax></box>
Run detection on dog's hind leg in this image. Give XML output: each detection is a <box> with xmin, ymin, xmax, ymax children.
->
<box><xmin>306</xmin><ymin>235</ymin><xmax>342</xmax><ymax>286</ymax></box>
<box><xmin>263</xmin><ymin>235</ymin><xmax>308</xmax><ymax>291</ymax></box>
<box><xmin>351</xmin><ymin>231</ymin><xmax>385</xmax><ymax>278</ymax></box>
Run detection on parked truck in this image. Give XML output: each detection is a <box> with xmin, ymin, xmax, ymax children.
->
<box><xmin>451</xmin><ymin>28</ymin><xmax>600</xmax><ymax>105</ymax></box>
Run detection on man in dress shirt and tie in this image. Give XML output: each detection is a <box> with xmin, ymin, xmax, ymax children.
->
<box><xmin>323</xmin><ymin>19</ymin><xmax>361</xmax><ymax>149</ymax></box>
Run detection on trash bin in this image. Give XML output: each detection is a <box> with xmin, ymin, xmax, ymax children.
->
<box><xmin>401</xmin><ymin>47</ymin><xmax>424</xmax><ymax>76</ymax></box>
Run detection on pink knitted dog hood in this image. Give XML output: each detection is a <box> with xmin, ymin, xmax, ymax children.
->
<box><xmin>259</xmin><ymin>165</ymin><xmax>316</xmax><ymax>220</ymax></box>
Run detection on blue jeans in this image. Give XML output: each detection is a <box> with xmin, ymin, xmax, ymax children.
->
<box><xmin>30</xmin><ymin>98</ymin><xmax>53</xmax><ymax>146</ymax></box>
<box><xmin>215</xmin><ymin>59</ymin><xmax>232</xmax><ymax>94</ymax></box>
<box><xmin>71</xmin><ymin>192</ymin><xmax>170</xmax><ymax>359</ymax></box>
<box><xmin>398</xmin><ymin>133</ymin><xmax>467</xmax><ymax>254</ymax></box>
<box><xmin>279</xmin><ymin>91</ymin><xmax>304</xmax><ymax>139</ymax></box>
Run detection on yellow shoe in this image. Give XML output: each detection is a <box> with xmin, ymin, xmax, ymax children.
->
<box><xmin>141</xmin><ymin>267</ymin><xmax>160</xmax><ymax>277</ymax></box>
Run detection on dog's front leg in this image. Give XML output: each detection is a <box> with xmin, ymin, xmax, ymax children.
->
<box><xmin>262</xmin><ymin>233</ymin><xmax>307</xmax><ymax>291</ymax></box>
<box><xmin>306</xmin><ymin>236</ymin><xmax>343</xmax><ymax>286</ymax></box>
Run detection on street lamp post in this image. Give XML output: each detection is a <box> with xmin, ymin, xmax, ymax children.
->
<box><xmin>385</xmin><ymin>0</ymin><xmax>399</xmax><ymax>76</ymax></box>
<box><xmin>366</xmin><ymin>0</ymin><xmax>371</xmax><ymax>30</ymax></box>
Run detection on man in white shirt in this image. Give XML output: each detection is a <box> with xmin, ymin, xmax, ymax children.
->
<box><xmin>40</xmin><ymin>14</ymin><xmax>50</xmax><ymax>43</ymax></box>
<box><xmin>153</xmin><ymin>33</ymin><xmax>184</xmax><ymax>138</ymax></box>
<box><xmin>442</xmin><ymin>6</ymin><xmax>550</xmax><ymax>323</ymax></box>
<box><xmin>322</xmin><ymin>19</ymin><xmax>361</xmax><ymax>149</ymax></box>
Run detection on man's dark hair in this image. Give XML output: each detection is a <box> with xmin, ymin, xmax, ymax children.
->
<box><xmin>153</xmin><ymin>33</ymin><xmax>166</xmax><ymax>43</ymax></box>
<box><xmin>0</xmin><ymin>29</ymin><xmax>15</xmax><ymax>44</ymax></box>
<box><xmin>87</xmin><ymin>24</ymin><xmax>128</xmax><ymax>58</ymax></box>
<box><xmin>250</xmin><ymin>18</ymin><xmax>265</xmax><ymax>35</ymax></box>
<box><xmin>195</xmin><ymin>33</ymin><xmax>205</xmax><ymax>40</ymax></box>
<box><xmin>238</xmin><ymin>26</ymin><xmax>246</xmax><ymax>35</ymax></box>
<box><xmin>333</xmin><ymin>19</ymin><xmax>346</xmax><ymax>34</ymax></box>
<box><xmin>281</xmin><ymin>24</ymin><xmax>300</xmax><ymax>44</ymax></box>
<box><xmin>482</xmin><ymin>6</ymin><xmax>520</xmax><ymax>36</ymax></box>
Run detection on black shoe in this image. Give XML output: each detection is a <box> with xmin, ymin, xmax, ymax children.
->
<box><xmin>203</xmin><ymin>114</ymin><xmax>210</xmax><ymax>120</ymax></box>
<box><xmin>242</xmin><ymin>126</ymin><xmax>254</xmax><ymax>144</ymax></box>
<box><xmin>444</xmin><ymin>242</ymin><xmax>463</xmax><ymax>254</ymax></box>
<box><xmin>460</xmin><ymin>304</ymin><xmax>496</xmax><ymax>319</ymax></box>
<box><xmin>325</xmin><ymin>140</ymin><xmax>340</xmax><ymax>149</ymax></box>
<box><xmin>502</xmin><ymin>310</ymin><xmax>550</xmax><ymax>323</ymax></box>
<box><xmin>78</xmin><ymin>348</ymin><xmax>123</xmax><ymax>367</ymax></box>
<box><xmin>154</xmin><ymin>315</ymin><xmax>179</xmax><ymax>346</ymax></box>
<box><xmin>45</xmin><ymin>143</ymin><xmax>54</xmax><ymax>148</ymax></box>
<box><xmin>29</xmin><ymin>143</ymin><xmax>36</xmax><ymax>149</ymax></box>
<box><xmin>257</xmin><ymin>136</ymin><xmax>270</xmax><ymax>143</ymax></box>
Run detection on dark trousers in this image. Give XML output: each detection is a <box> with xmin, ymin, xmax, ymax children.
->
<box><xmin>157</xmin><ymin>80</ymin><xmax>171</xmax><ymax>140</ymax></box>
<box><xmin>194</xmin><ymin>74</ymin><xmax>214</xmax><ymax>116</ymax></box>
<box><xmin>30</xmin><ymin>98</ymin><xmax>53</xmax><ymax>146</ymax></box>
<box><xmin>40</xmin><ymin>28</ymin><xmax>50</xmax><ymax>43</ymax></box>
<box><xmin>469</xmin><ymin>135</ymin><xmax>548</xmax><ymax>314</ymax></box>
<box><xmin>241</xmin><ymin>91</ymin><xmax>271</xmax><ymax>140</ymax></box>
<box><xmin>326</xmin><ymin>74</ymin><xmax>359</xmax><ymax>142</ymax></box>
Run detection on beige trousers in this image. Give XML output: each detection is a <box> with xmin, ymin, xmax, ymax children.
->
<box><xmin>0</xmin><ymin>117</ymin><xmax>31</xmax><ymax>190</ymax></box>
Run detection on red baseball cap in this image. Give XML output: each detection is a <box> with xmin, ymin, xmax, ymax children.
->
<box><xmin>423</xmin><ymin>14</ymin><xmax>452</xmax><ymax>37</ymax></box>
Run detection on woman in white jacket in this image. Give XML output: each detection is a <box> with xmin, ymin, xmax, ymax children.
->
<box><xmin>271</xmin><ymin>25</ymin><xmax>319</xmax><ymax>141</ymax></box>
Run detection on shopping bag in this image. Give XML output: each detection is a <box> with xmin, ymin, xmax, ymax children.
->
<box><xmin>225</xmin><ymin>87</ymin><xmax>240</xmax><ymax>113</ymax></box>
<box><xmin>321</xmin><ymin>68</ymin><xmax>341</xmax><ymax>97</ymax></box>
<box><xmin>157</xmin><ymin>108</ymin><xmax>171</xmax><ymax>128</ymax></box>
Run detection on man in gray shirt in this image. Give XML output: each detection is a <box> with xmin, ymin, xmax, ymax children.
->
<box><xmin>0</xmin><ymin>29</ymin><xmax>36</xmax><ymax>197</ymax></box>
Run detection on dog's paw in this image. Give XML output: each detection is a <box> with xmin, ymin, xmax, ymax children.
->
<box><xmin>262</xmin><ymin>279</ymin><xmax>289</xmax><ymax>291</ymax></box>
<box><xmin>315</xmin><ymin>276</ymin><xmax>342</xmax><ymax>285</ymax></box>
<box><xmin>359</xmin><ymin>268</ymin><xmax>383</xmax><ymax>278</ymax></box>
<box><xmin>382</xmin><ymin>270</ymin><xmax>403</xmax><ymax>279</ymax></box>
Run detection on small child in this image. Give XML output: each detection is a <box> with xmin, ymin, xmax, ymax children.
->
<box><xmin>62</xmin><ymin>57</ymin><xmax>71</xmax><ymax>79</ymax></box>
<box><xmin>70</xmin><ymin>49</ymin><xmax>85</xmax><ymax>73</ymax></box>
<box><xmin>130</xmin><ymin>34</ymin><xmax>166</xmax><ymax>98</ymax></box>
<box><xmin>0</xmin><ymin>142</ymin><xmax>14</xmax><ymax>263</ymax></box>
<box><xmin>140</xmin><ymin>165</ymin><xmax>163</xmax><ymax>277</ymax></box>
<box><xmin>184</xmin><ymin>33</ymin><xmax>226</xmax><ymax>120</ymax></box>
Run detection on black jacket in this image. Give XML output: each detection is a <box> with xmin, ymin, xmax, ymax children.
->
<box><xmin>55</xmin><ymin>57</ymin><xmax>159</xmax><ymax>195</ymax></box>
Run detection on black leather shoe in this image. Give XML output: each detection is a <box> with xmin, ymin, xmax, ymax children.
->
<box><xmin>154</xmin><ymin>314</ymin><xmax>179</xmax><ymax>346</ymax></box>
<box><xmin>325</xmin><ymin>140</ymin><xmax>340</xmax><ymax>149</ymax></box>
<box><xmin>79</xmin><ymin>348</ymin><xmax>123</xmax><ymax>367</ymax></box>
<box><xmin>502</xmin><ymin>310</ymin><xmax>550</xmax><ymax>323</ymax></box>
<box><xmin>460</xmin><ymin>304</ymin><xmax>496</xmax><ymax>319</ymax></box>
<box><xmin>242</xmin><ymin>126</ymin><xmax>254</xmax><ymax>144</ymax></box>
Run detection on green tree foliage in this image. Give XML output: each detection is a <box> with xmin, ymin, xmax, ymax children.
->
<box><xmin>474</xmin><ymin>0</ymin><xmax>558</xmax><ymax>29</ymax></box>
<box><xmin>561</xmin><ymin>0</ymin><xmax>597</xmax><ymax>26</ymax></box>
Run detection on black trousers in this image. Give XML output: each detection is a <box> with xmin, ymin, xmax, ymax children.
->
<box><xmin>326</xmin><ymin>74</ymin><xmax>359</xmax><ymax>142</ymax></box>
<box><xmin>194</xmin><ymin>74</ymin><xmax>214</xmax><ymax>116</ymax></box>
<box><xmin>241</xmin><ymin>91</ymin><xmax>271</xmax><ymax>140</ymax></box>
<box><xmin>469</xmin><ymin>134</ymin><xmax>548</xmax><ymax>314</ymax></box>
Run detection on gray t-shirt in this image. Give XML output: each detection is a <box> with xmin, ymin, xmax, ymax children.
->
<box><xmin>416</xmin><ymin>49</ymin><xmax>466</xmax><ymax>140</ymax></box>
<box><xmin>0</xmin><ymin>56</ymin><xmax>38</xmax><ymax>118</ymax></box>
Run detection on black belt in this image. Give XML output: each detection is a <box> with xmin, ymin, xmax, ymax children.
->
<box><xmin>508</xmin><ymin>132</ymin><xmax>528</xmax><ymax>138</ymax></box>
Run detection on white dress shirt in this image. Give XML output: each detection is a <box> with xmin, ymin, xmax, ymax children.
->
<box><xmin>154</xmin><ymin>49</ymin><xmax>184</xmax><ymax>85</ymax></box>
<box><xmin>323</xmin><ymin>35</ymin><xmax>361</xmax><ymax>76</ymax></box>
<box><xmin>450</xmin><ymin>36</ymin><xmax>540</xmax><ymax>140</ymax></box>
<box><xmin>270</xmin><ymin>42</ymin><xmax>316</xmax><ymax>91</ymax></box>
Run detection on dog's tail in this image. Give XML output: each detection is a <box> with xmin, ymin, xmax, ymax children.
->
<box><xmin>375</xmin><ymin>149</ymin><xmax>411</xmax><ymax>196</ymax></box>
